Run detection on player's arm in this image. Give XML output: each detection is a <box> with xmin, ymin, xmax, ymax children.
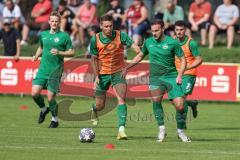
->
<box><xmin>89</xmin><ymin>35</ymin><xmax>99</xmax><ymax>85</ymax></box>
<box><xmin>33</xmin><ymin>46</ymin><xmax>43</xmax><ymax>61</ymax></box>
<box><xmin>124</xmin><ymin>52</ymin><xmax>145</xmax><ymax>72</ymax></box>
<box><xmin>91</xmin><ymin>55</ymin><xmax>99</xmax><ymax>77</ymax></box>
<box><xmin>55</xmin><ymin>49</ymin><xmax>75</xmax><ymax>57</ymax></box>
<box><xmin>175</xmin><ymin>42</ymin><xmax>186</xmax><ymax>84</ymax></box>
<box><xmin>186</xmin><ymin>40</ymin><xmax>202</xmax><ymax>70</ymax></box>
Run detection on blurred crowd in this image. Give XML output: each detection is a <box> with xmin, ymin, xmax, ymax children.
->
<box><xmin>0</xmin><ymin>0</ymin><xmax>240</xmax><ymax>58</ymax></box>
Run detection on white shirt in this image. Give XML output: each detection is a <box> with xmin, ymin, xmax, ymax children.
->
<box><xmin>215</xmin><ymin>4</ymin><xmax>239</xmax><ymax>25</ymax></box>
<box><xmin>3</xmin><ymin>4</ymin><xmax>25</xmax><ymax>23</ymax></box>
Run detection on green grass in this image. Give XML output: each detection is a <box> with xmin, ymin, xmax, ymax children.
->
<box><xmin>0</xmin><ymin>95</ymin><xmax>240</xmax><ymax>160</ymax></box>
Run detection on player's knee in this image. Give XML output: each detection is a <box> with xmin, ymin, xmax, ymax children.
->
<box><xmin>31</xmin><ymin>90</ymin><xmax>39</xmax><ymax>98</ymax></box>
<box><xmin>96</xmin><ymin>103</ymin><xmax>105</xmax><ymax>111</ymax></box>
<box><xmin>175</xmin><ymin>105</ymin><xmax>184</xmax><ymax>111</ymax></box>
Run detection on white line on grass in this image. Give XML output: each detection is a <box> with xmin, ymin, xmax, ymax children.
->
<box><xmin>0</xmin><ymin>145</ymin><xmax>240</xmax><ymax>156</ymax></box>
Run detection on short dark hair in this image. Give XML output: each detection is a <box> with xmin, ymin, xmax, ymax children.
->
<box><xmin>100</xmin><ymin>14</ymin><xmax>113</xmax><ymax>23</ymax></box>
<box><xmin>151</xmin><ymin>19</ymin><xmax>164</xmax><ymax>28</ymax></box>
<box><xmin>59</xmin><ymin>0</ymin><xmax>67</xmax><ymax>6</ymax></box>
<box><xmin>174</xmin><ymin>20</ymin><xmax>186</xmax><ymax>28</ymax></box>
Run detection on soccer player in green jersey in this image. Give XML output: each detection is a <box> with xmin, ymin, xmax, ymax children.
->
<box><xmin>174</xmin><ymin>20</ymin><xmax>202</xmax><ymax>124</ymax></box>
<box><xmin>90</xmin><ymin>14</ymin><xmax>141</xmax><ymax>140</ymax></box>
<box><xmin>123</xmin><ymin>19</ymin><xmax>191</xmax><ymax>142</ymax></box>
<box><xmin>32</xmin><ymin>11</ymin><xmax>74</xmax><ymax>128</ymax></box>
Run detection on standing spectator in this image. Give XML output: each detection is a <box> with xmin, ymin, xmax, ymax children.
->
<box><xmin>188</xmin><ymin>0</ymin><xmax>212</xmax><ymax>46</ymax></box>
<box><xmin>122</xmin><ymin>0</ymin><xmax>149</xmax><ymax>46</ymax></box>
<box><xmin>208</xmin><ymin>0</ymin><xmax>239</xmax><ymax>49</ymax></box>
<box><xmin>57</xmin><ymin>0</ymin><xmax>75</xmax><ymax>33</ymax></box>
<box><xmin>163</xmin><ymin>0</ymin><xmax>184</xmax><ymax>37</ymax></box>
<box><xmin>3</xmin><ymin>0</ymin><xmax>25</xmax><ymax>31</ymax></box>
<box><xmin>0</xmin><ymin>18</ymin><xmax>20</xmax><ymax>61</ymax></box>
<box><xmin>71</xmin><ymin>0</ymin><xmax>97</xmax><ymax>47</ymax></box>
<box><xmin>106</xmin><ymin>0</ymin><xmax>124</xmax><ymax>30</ymax></box>
<box><xmin>21</xmin><ymin>0</ymin><xmax>53</xmax><ymax>45</ymax></box>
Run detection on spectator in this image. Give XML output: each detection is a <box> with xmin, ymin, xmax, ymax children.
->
<box><xmin>71</xmin><ymin>0</ymin><xmax>97</xmax><ymax>47</ymax></box>
<box><xmin>163</xmin><ymin>0</ymin><xmax>184</xmax><ymax>37</ymax></box>
<box><xmin>106</xmin><ymin>0</ymin><xmax>124</xmax><ymax>30</ymax></box>
<box><xmin>21</xmin><ymin>0</ymin><xmax>53</xmax><ymax>45</ymax></box>
<box><xmin>85</xmin><ymin>25</ymin><xmax>98</xmax><ymax>58</ymax></box>
<box><xmin>67</xmin><ymin>0</ymin><xmax>82</xmax><ymax>13</ymax></box>
<box><xmin>0</xmin><ymin>18</ymin><xmax>20</xmax><ymax>61</ymax></box>
<box><xmin>122</xmin><ymin>0</ymin><xmax>149</xmax><ymax>46</ymax></box>
<box><xmin>208</xmin><ymin>0</ymin><xmax>239</xmax><ymax>49</ymax></box>
<box><xmin>0</xmin><ymin>2</ymin><xmax>3</xmax><ymax>29</ymax></box>
<box><xmin>57</xmin><ymin>0</ymin><xmax>75</xmax><ymax>33</ymax></box>
<box><xmin>3</xmin><ymin>0</ymin><xmax>25</xmax><ymax>31</ymax></box>
<box><xmin>188</xmin><ymin>0</ymin><xmax>211</xmax><ymax>46</ymax></box>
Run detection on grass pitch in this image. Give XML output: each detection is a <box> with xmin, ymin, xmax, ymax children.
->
<box><xmin>0</xmin><ymin>95</ymin><xmax>240</xmax><ymax>160</ymax></box>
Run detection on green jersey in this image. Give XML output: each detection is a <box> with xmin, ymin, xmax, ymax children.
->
<box><xmin>142</xmin><ymin>36</ymin><xmax>183</xmax><ymax>79</ymax></box>
<box><xmin>178</xmin><ymin>36</ymin><xmax>200</xmax><ymax>57</ymax></box>
<box><xmin>37</xmin><ymin>30</ymin><xmax>73</xmax><ymax>78</ymax></box>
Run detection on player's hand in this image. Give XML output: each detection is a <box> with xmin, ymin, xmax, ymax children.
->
<box><xmin>32</xmin><ymin>55</ymin><xmax>38</xmax><ymax>62</ymax></box>
<box><xmin>94</xmin><ymin>76</ymin><xmax>99</xmax><ymax>90</ymax></box>
<box><xmin>176</xmin><ymin>75</ymin><xmax>182</xmax><ymax>84</ymax></box>
<box><xmin>51</xmin><ymin>48</ymin><xmax>59</xmax><ymax>55</ymax></box>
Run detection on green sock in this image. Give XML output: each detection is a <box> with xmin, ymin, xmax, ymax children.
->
<box><xmin>32</xmin><ymin>94</ymin><xmax>45</xmax><ymax>108</ymax></box>
<box><xmin>117</xmin><ymin>104</ymin><xmax>127</xmax><ymax>127</ymax></box>
<box><xmin>152</xmin><ymin>102</ymin><xmax>164</xmax><ymax>126</ymax></box>
<box><xmin>49</xmin><ymin>99</ymin><xmax>58</xmax><ymax>117</ymax></box>
<box><xmin>176</xmin><ymin>108</ymin><xmax>186</xmax><ymax>129</ymax></box>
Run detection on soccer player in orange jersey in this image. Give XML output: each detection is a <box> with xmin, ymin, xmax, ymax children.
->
<box><xmin>174</xmin><ymin>20</ymin><xmax>202</xmax><ymax>126</ymax></box>
<box><xmin>90</xmin><ymin>14</ymin><xmax>141</xmax><ymax>140</ymax></box>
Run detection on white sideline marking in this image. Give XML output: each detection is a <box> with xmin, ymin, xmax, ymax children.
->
<box><xmin>0</xmin><ymin>145</ymin><xmax>240</xmax><ymax>156</ymax></box>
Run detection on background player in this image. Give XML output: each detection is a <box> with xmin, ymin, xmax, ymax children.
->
<box><xmin>174</xmin><ymin>20</ymin><xmax>202</xmax><ymax>127</ymax></box>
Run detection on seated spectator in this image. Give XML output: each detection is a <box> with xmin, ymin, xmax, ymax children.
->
<box><xmin>3</xmin><ymin>0</ymin><xmax>25</xmax><ymax>31</ymax></box>
<box><xmin>208</xmin><ymin>0</ymin><xmax>239</xmax><ymax>49</ymax></box>
<box><xmin>188</xmin><ymin>0</ymin><xmax>211</xmax><ymax>46</ymax></box>
<box><xmin>106</xmin><ymin>0</ymin><xmax>124</xmax><ymax>30</ymax></box>
<box><xmin>21</xmin><ymin>0</ymin><xmax>53</xmax><ymax>45</ymax></box>
<box><xmin>163</xmin><ymin>0</ymin><xmax>184</xmax><ymax>37</ymax></box>
<box><xmin>67</xmin><ymin>0</ymin><xmax>82</xmax><ymax>14</ymax></box>
<box><xmin>122</xmin><ymin>0</ymin><xmax>149</xmax><ymax>46</ymax></box>
<box><xmin>57</xmin><ymin>0</ymin><xmax>75</xmax><ymax>33</ymax></box>
<box><xmin>71</xmin><ymin>0</ymin><xmax>97</xmax><ymax>47</ymax></box>
<box><xmin>0</xmin><ymin>18</ymin><xmax>20</xmax><ymax>61</ymax></box>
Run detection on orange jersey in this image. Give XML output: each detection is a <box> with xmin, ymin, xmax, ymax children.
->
<box><xmin>96</xmin><ymin>31</ymin><xmax>125</xmax><ymax>75</ymax></box>
<box><xmin>175</xmin><ymin>37</ymin><xmax>197</xmax><ymax>76</ymax></box>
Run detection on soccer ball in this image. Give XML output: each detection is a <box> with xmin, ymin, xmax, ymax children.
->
<box><xmin>79</xmin><ymin>128</ymin><xmax>95</xmax><ymax>143</ymax></box>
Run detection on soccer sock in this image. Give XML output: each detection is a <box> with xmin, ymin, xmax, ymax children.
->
<box><xmin>49</xmin><ymin>99</ymin><xmax>58</xmax><ymax>117</ymax></box>
<box><xmin>117</xmin><ymin>104</ymin><xmax>127</xmax><ymax>128</ymax></box>
<box><xmin>153</xmin><ymin>102</ymin><xmax>164</xmax><ymax>126</ymax></box>
<box><xmin>119</xmin><ymin>126</ymin><xmax>125</xmax><ymax>132</ymax></box>
<box><xmin>32</xmin><ymin>94</ymin><xmax>45</xmax><ymax>108</ymax></box>
<box><xmin>176</xmin><ymin>109</ymin><xmax>186</xmax><ymax>129</ymax></box>
<box><xmin>51</xmin><ymin>116</ymin><xmax>58</xmax><ymax>122</ymax></box>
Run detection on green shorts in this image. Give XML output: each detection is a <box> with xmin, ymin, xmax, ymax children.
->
<box><xmin>32</xmin><ymin>77</ymin><xmax>61</xmax><ymax>94</ymax></box>
<box><xmin>95</xmin><ymin>72</ymin><xmax>126</xmax><ymax>96</ymax></box>
<box><xmin>149</xmin><ymin>76</ymin><xmax>184</xmax><ymax>100</ymax></box>
<box><xmin>181</xmin><ymin>75</ymin><xmax>196</xmax><ymax>95</ymax></box>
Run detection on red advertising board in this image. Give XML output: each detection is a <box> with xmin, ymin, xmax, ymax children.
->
<box><xmin>0</xmin><ymin>57</ymin><xmax>239</xmax><ymax>102</ymax></box>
